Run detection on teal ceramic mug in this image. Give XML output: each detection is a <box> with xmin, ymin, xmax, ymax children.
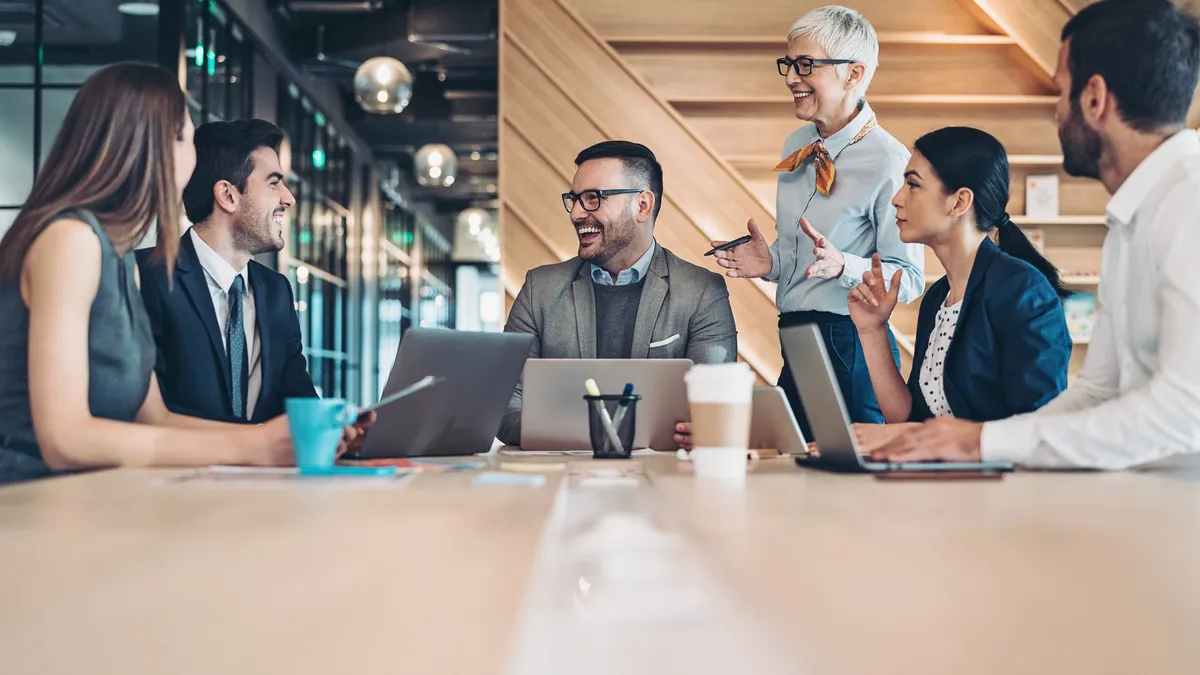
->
<box><xmin>285</xmin><ymin>398</ymin><xmax>357</xmax><ymax>468</ymax></box>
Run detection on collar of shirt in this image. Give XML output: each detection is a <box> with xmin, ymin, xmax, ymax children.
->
<box><xmin>1107</xmin><ymin>129</ymin><xmax>1200</xmax><ymax>228</ymax></box>
<box><xmin>590</xmin><ymin>240</ymin><xmax>656</xmax><ymax>286</ymax></box>
<box><xmin>189</xmin><ymin>227</ymin><xmax>250</xmax><ymax>294</ymax></box>
<box><xmin>808</xmin><ymin>100</ymin><xmax>875</xmax><ymax>159</ymax></box>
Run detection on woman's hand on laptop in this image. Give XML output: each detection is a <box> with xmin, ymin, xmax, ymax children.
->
<box><xmin>674</xmin><ymin>422</ymin><xmax>692</xmax><ymax>451</ymax></box>
<box><xmin>864</xmin><ymin>417</ymin><xmax>983</xmax><ymax>463</ymax></box>
<box><xmin>853</xmin><ymin>422</ymin><xmax>919</xmax><ymax>455</ymax></box>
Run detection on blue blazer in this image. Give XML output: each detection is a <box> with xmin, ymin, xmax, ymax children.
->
<box><xmin>908</xmin><ymin>238</ymin><xmax>1071</xmax><ymax>423</ymax></box>
<box><xmin>136</xmin><ymin>233</ymin><xmax>317</xmax><ymax>424</ymax></box>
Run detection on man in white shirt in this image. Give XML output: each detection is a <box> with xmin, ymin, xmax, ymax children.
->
<box><xmin>865</xmin><ymin>0</ymin><xmax>1200</xmax><ymax>469</ymax></box>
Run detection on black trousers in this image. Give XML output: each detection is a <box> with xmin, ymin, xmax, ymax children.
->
<box><xmin>776</xmin><ymin>311</ymin><xmax>900</xmax><ymax>442</ymax></box>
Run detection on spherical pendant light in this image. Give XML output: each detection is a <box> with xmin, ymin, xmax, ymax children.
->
<box><xmin>353</xmin><ymin>56</ymin><xmax>413</xmax><ymax>114</ymax></box>
<box><xmin>414</xmin><ymin>143</ymin><xmax>457</xmax><ymax>187</ymax></box>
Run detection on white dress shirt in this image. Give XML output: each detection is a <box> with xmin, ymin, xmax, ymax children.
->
<box><xmin>981</xmin><ymin>130</ymin><xmax>1200</xmax><ymax>469</ymax></box>
<box><xmin>768</xmin><ymin>100</ymin><xmax>925</xmax><ymax>314</ymax></box>
<box><xmin>188</xmin><ymin>228</ymin><xmax>262</xmax><ymax>420</ymax></box>
<box><xmin>919</xmin><ymin>300</ymin><xmax>962</xmax><ymax>417</ymax></box>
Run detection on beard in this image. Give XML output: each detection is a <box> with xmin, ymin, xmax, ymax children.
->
<box><xmin>1059</xmin><ymin>97</ymin><xmax>1104</xmax><ymax>179</ymax></box>
<box><xmin>577</xmin><ymin>211</ymin><xmax>637</xmax><ymax>268</ymax></box>
<box><xmin>232</xmin><ymin>204</ymin><xmax>284</xmax><ymax>256</ymax></box>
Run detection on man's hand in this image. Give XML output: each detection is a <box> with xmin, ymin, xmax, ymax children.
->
<box><xmin>674</xmin><ymin>422</ymin><xmax>693</xmax><ymax>451</ymax></box>
<box><xmin>867</xmin><ymin>417</ymin><xmax>984</xmax><ymax>463</ymax></box>
<box><xmin>337</xmin><ymin>410</ymin><xmax>377</xmax><ymax>457</ymax></box>
<box><xmin>799</xmin><ymin>217</ymin><xmax>846</xmax><ymax>280</ymax></box>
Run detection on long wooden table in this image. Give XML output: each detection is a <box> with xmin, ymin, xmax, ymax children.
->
<box><xmin>2</xmin><ymin>454</ymin><xmax>1199</xmax><ymax>674</ymax></box>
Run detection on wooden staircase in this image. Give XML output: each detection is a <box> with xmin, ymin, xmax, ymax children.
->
<box><xmin>501</xmin><ymin>0</ymin><xmax>1118</xmax><ymax>381</ymax></box>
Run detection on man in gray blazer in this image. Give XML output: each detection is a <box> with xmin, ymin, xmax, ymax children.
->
<box><xmin>498</xmin><ymin>141</ymin><xmax>738</xmax><ymax>447</ymax></box>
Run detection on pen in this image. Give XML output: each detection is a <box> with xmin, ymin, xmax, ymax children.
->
<box><xmin>585</xmin><ymin>378</ymin><xmax>625</xmax><ymax>454</ymax></box>
<box><xmin>703</xmin><ymin>234</ymin><xmax>753</xmax><ymax>256</ymax></box>
<box><xmin>611</xmin><ymin>383</ymin><xmax>635</xmax><ymax>430</ymax></box>
<box><xmin>361</xmin><ymin>375</ymin><xmax>443</xmax><ymax>413</ymax></box>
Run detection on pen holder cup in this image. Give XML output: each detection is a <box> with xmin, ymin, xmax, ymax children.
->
<box><xmin>584</xmin><ymin>394</ymin><xmax>641</xmax><ymax>459</ymax></box>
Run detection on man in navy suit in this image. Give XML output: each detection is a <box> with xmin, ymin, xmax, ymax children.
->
<box><xmin>139</xmin><ymin>119</ymin><xmax>323</xmax><ymax>426</ymax></box>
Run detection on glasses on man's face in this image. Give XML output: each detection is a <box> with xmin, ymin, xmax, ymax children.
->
<box><xmin>561</xmin><ymin>188</ymin><xmax>644</xmax><ymax>213</ymax></box>
<box><xmin>776</xmin><ymin>56</ymin><xmax>855</xmax><ymax>77</ymax></box>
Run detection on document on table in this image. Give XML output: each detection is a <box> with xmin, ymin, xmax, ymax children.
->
<box><xmin>498</xmin><ymin>449</ymin><xmax>661</xmax><ymax>457</ymax></box>
<box><xmin>161</xmin><ymin>466</ymin><xmax>417</xmax><ymax>488</ymax></box>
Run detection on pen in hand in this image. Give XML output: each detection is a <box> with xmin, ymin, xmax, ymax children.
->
<box><xmin>704</xmin><ymin>234</ymin><xmax>753</xmax><ymax>256</ymax></box>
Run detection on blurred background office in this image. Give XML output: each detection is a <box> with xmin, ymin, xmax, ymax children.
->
<box><xmin>0</xmin><ymin>0</ymin><xmax>503</xmax><ymax>406</ymax></box>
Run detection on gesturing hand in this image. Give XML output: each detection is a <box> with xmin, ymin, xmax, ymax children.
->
<box><xmin>847</xmin><ymin>253</ymin><xmax>903</xmax><ymax>332</ymax></box>
<box><xmin>799</xmin><ymin>217</ymin><xmax>845</xmax><ymax>280</ymax></box>
<box><xmin>712</xmin><ymin>219</ymin><xmax>773</xmax><ymax>279</ymax></box>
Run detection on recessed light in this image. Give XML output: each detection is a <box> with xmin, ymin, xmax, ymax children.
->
<box><xmin>0</xmin><ymin>30</ymin><xmax>17</xmax><ymax>46</ymax></box>
<box><xmin>118</xmin><ymin>2</ymin><xmax>159</xmax><ymax>16</ymax></box>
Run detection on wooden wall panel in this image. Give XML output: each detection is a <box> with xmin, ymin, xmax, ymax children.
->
<box><xmin>682</xmin><ymin>102</ymin><xmax>1061</xmax><ymax>158</ymax></box>
<box><xmin>565</xmin><ymin>0</ymin><xmax>992</xmax><ymax>39</ymax></box>
<box><xmin>501</xmin><ymin>208</ymin><xmax>561</xmax><ymax>295</ymax></box>
<box><xmin>621</xmin><ymin>42</ymin><xmax>1053</xmax><ymax>100</ymax></box>
<box><xmin>965</xmin><ymin>0</ymin><xmax>1072</xmax><ymax>78</ymax></box>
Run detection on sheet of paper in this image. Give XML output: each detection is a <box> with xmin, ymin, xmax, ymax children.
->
<box><xmin>161</xmin><ymin>466</ymin><xmax>417</xmax><ymax>488</ymax></box>
<box><xmin>498</xmin><ymin>449</ymin><xmax>661</xmax><ymax>457</ymax></box>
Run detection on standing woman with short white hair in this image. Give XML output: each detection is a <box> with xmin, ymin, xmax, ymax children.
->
<box><xmin>713</xmin><ymin>5</ymin><xmax>925</xmax><ymax>438</ymax></box>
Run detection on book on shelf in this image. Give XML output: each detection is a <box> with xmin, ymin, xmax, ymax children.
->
<box><xmin>1063</xmin><ymin>291</ymin><xmax>1096</xmax><ymax>343</ymax></box>
<box><xmin>1025</xmin><ymin>175</ymin><xmax>1060</xmax><ymax>219</ymax></box>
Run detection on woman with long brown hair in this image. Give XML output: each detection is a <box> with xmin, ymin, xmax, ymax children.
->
<box><xmin>0</xmin><ymin>62</ymin><xmax>293</xmax><ymax>483</ymax></box>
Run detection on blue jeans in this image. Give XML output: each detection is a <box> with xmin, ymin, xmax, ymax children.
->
<box><xmin>776</xmin><ymin>311</ymin><xmax>900</xmax><ymax>443</ymax></box>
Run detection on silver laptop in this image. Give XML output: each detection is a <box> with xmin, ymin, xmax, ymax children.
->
<box><xmin>520</xmin><ymin>359</ymin><xmax>693</xmax><ymax>451</ymax></box>
<box><xmin>750</xmin><ymin>386</ymin><xmax>807</xmax><ymax>455</ymax></box>
<box><xmin>353</xmin><ymin>328</ymin><xmax>534</xmax><ymax>458</ymax></box>
<box><xmin>780</xmin><ymin>324</ymin><xmax>1013</xmax><ymax>473</ymax></box>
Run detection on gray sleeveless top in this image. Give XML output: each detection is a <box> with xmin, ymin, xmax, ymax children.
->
<box><xmin>0</xmin><ymin>211</ymin><xmax>156</xmax><ymax>477</ymax></box>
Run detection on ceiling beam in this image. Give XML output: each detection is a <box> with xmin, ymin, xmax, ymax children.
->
<box><xmin>354</xmin><ymin>118</ymin><xmax>497</xmax><ymax>151</ymax></box>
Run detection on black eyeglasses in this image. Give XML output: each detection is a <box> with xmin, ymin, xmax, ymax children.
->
<box><xmin>776</xmin><ymin>56</ymin><xmax>855</xmax><ymax>77</ymax></box>
<box><xmin>561</xmin><ymin>188</ymin><xmax>644</xmax><ymax>213</ymax></box>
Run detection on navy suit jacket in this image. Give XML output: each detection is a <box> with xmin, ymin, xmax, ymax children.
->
<box><xmin>908</xmin><ymin>237</ymin><xmax>1071</xmax><ymax>423</ymax></box>
<box><xmin>136</xmin><ymin>233</ymin><xmax>317</xmax><ymax>424</ymax></box>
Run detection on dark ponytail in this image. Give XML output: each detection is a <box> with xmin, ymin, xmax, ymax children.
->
<box><xmin>995</xmin><ymin>214</ymin><xmax>1071</xmax><ymax>298</ymax></box>
<box><xmin>914</xmin><ymin>127</ymin><xmax>1072</xmax><ymax>299</ymax></box>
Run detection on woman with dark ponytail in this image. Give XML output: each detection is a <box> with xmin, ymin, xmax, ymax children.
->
<box><xmin>847</xmin><ymin>126</ymin><xmax>1071</xmax><ymax>435</ymax></box>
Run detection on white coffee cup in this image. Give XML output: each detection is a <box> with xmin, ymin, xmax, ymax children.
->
<box><xmin>685</xmin><ymin>363</ymin><xmax>755</xmax><ymax>480</ymax></box>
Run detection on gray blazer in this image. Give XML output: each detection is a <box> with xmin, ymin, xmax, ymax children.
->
<box><xmin>498</xmin><ymin>244</ymin><xmax>738</xmax><ymax>445</ymax></box>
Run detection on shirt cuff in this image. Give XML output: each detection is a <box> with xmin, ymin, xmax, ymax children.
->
<box><xmin>980</xmin><ymin>415</ymin><xmax>1041</xmax><ymax>466</ymax></box>
<box><xmin>837</xmin><ymin>252</ymin><xmax>871</xmax><ymax>290</ymax></box>
<box><xmin>763</xmin><ymin>245</ymin><xmax>781</xmax><ymax>282</ymax></box>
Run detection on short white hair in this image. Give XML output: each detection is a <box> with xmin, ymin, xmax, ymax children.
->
<box><xmin>787</xmin><ymin>6</ymin><xmax>879</xmax><ymax>101</ymax></box>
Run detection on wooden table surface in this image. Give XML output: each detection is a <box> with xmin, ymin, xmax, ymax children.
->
<box><xmin>3</xmin><ymin>454</ymin><xmax>1199</xmax><ymax>675</ymax></box>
